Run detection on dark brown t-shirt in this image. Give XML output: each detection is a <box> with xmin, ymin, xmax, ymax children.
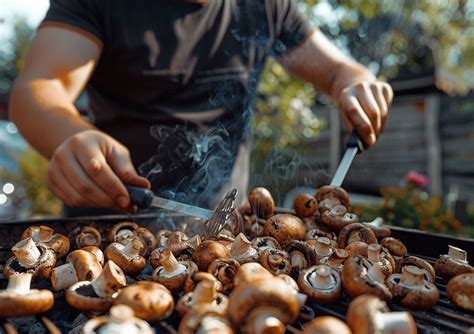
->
<box><xmin>42</xmin><ymin>0</ymin><xmax>314</xmax><ymax>207</ymax></box>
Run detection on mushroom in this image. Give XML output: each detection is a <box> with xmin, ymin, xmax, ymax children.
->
<box><xmin>167</xmin><ymin>231</ymin><xmax>201</xmax><ymax>248</ymax></box>
<box><xmin>66</xmin><ymin>261</ymin><xmax>127</xmax><ymax>312</ymax></box>
<box><xmin>362</xmin><ymin>217</ymin><xmax>391</xmax><ymax>239</ymax></box>
<box><xmin>301</xmin><ymin>316</ymin><xmax>351</xmax><ymax>334</ymax></box>
<box><xmin>386</xmin><ymin>265</ymin><xmax>439</xmax><ymax>309</ymax></box>
<box><xmin>285</xmin><ymin>240</ymin><xmax>319</xmax><ymax>272</ymax></box>
<box><xmin>250</xmin><ymin>221</ymin><xmax>265</xmax><ymax>237</ymax></box>
<box><xmin>227</xmin><ymin>208</ymin><xmax>245</xmax><ymax>236</ymax></box>
<box><xmin>82</xmin><ymin>304</ymin><xmax>154</xmax><ymax>334</ymax></box>
<box><xmin>107</xmin><ymin>222</ymin><xmax>157</xmax><ymax>257</ymax></box>
<box><xmin>446</xmin><ymin>273</ymin><xmax>474</xmax><ymax>311</ymax></box>
<box><xmin>258</xmin><ymin>248</ymin><xmax>292</xmax><ymax>275</ymax></box>
<box><xmin>82</xmin><ymin>245</ymin><xmax>105</xmax><ymax>266</ymax></box>
<box><xmin>298</xmin><ymin>265</ymin><xmax>342</xmax><ymax>302</ymax></box>
<box><xmin>277</xmin><ymin>274</ymin><xmax>300</xmax><ymax>295</ymax></box>
<box><xmin>315</xmin><ymin>186</ymin><xmax>350</xmax><ymax>213</ymax></box>
<box><xmin>114</xmin><ymin>281</ymin><xmax>174</xmax><ymax>322</ymax></box>
<box><xmin>310</xmin><ymin>237</ymin><xmax>334</xmax><ymax>261</ymax></box>
<box><xmin>156</xmin><ymin>229</ymin><xmax>173</xmax><ymax>248</ymax></box>
<box><xmin>184</xmin><ymin>271</ymin><xmax>223</xmax><ymax>293</ymax></box>
<box><xmin>21</xmin><ymin>225</ymin><xmax>70</xmax><ymax>258</ymax></box>
<box><xmin>293</xmin><ymin>193</ymin><xmax>318</xmax><ymax>218</ymax></box>
<box><xmin>398</xmin><ymin>255</ymin><xmax>436</xmax><ymax>283</ymax></box>
<box><xmin>347</xmin><ymin>295</ymin><xmax>416</xmax><ymax>334</ymax></box>
<box><xmin>68</xmin><ymin>225</ymin><xmax>102</xmax><ymax>249</ymax></box>
<box><xmin>3</xmin><ymin>238</ymin><xmax>56</xmax><ymax>279</ymax></box>
<box><xmin>251</xmin><ymin>236</ymin><xmax>281</xmax><ymax>251</ymax></box>
<box><xmin>207</xmin><ymin>258</ymin><xmax>240</xmax><ymax>292</ymax></box>
<box><xmin>380</xmin><ymin>237</ymin><xmax>407</xmax><ymax>257</ymax></box>
<box><xmin>0</xmin><ymin>273</ymin><xmax>54</xmax><ymax>317</ymax></box>
<box><xmin>104</xmin><ymin>237</ymin><xmax>146</xmax><ymax>277</ymax></box>
<box><xmin>263</xmin><ymin>214</ymin><xmax>306</xmax><ymax>247</ymax></box>
<box><xmin>367</xmin><ymin>243</ymin><xmax>396</xmax><ymax>276</ymax></box>
<box><xmin>321</xmin><ymin>205</ymin><xmax>359</xmax><ymax>232</ymax></box>
<box><xmin>178</xmin><ymin>304</ymin><xmax>234</xmax><ymax>334</ymax></box>
<box><xmin>345</xmin><ymin>241</ymin><xmax>369</xmax><ymax>258</ymax></box>
<box><xmin>326</xmin><ymin>248</ymin><xmax>349</xmax><ymax>272</ymax></box>
<box><xmin>51</xmin><ymin>249</ymin><xmax>102</xmax><ymax>291</ymax></box>
<box><xmin>338</xmin><ymin>223</ymin><xmax>377</xmax><ymax>248</ymax></box>
<box><xmin>342</xmin><ymin>256</ymin><xmax>392</xmax><ymax>301</ymax></box>
<box><xmin>305</xmin><ymin>228</ymin><xmax>336</xmax><ymax>242</ymax></box>
<box><xmin>233</xmin><ymin>262</ymin><xmax>274</xmax><ymax>286</ymax></box>
<box><xmin>149</xmin><ymin>246</ymin><xmax>167</xmax><ymax>268</ymax></box>
<box><xmin>152</xmin><ymin>249</ymin><xmax>197</xmax><ymax>293</ymax></box>
<box><xmin>248</xmin><ymin>187</ymin><xmax>275</xmax><ymax>219</ymax></box>
<box><xmin>434</xmin><ymin>245</ymin><xmax>473</xmax><ymax>280</ymax></box>
<box><xmin>176</xmin><ymin>279</ymin><xmax>229</xmax><ymax>317</ymax></box>
<box><xmin>230</xmin><ymin>233</ymin><xmax>258</xmax><ymax>264</ymax></box>
<box><xmin>192</xmin><ymin>240</ymin><xmax>230</xmax><ymax>271</ymax></box>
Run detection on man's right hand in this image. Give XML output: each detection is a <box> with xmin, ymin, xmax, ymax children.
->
<box><xmin>46</xmin><ymin>130</ymin><xmax>150</xmax><ymax>210</ymax></box>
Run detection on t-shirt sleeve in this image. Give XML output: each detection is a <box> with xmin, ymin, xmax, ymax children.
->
<box><xmin>270</xmin><ymin>0</ymin><xmax>316</xmax><ymax>56</ymax></box>
<box><xmin>39</xmin><ymin>0</ymin><xmax>104</xmax><ymax>47</ymax></box>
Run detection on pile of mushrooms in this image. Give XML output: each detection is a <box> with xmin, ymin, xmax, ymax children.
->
<box><xmin>1</xmin><ymin>185</ymin><xmax>473</xmax><ymax>334</ymax></box>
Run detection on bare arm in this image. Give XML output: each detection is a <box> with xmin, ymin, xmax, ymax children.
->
<box><xmin>9</xmin><ymin>27</ymin><xmax>149</xmax><ymax>210</ymax></box>
<box><xmin>279</xmin><ymin>30</ymin><xmax>394</xmax><ymax>147</ymax></box>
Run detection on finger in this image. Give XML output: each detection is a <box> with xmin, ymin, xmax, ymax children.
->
<box><xmin>340</xmin><ymin>94</ymin><xmax>376</xmax><ymax>147</ymax></box>
<box><xmin>107</xmin><ymin>147</ymin><xmax>151</xmax><ymax>188</ymax></box>
<box><xmin>371</xmin><ymin>83</ymin><xmax>389</xmax><ymax>133</ymax></box>
<box><xmin>356</xmin><ymin>83</ymin><xmax>382</xmax><ymax>137</ymax></box>
<box><xmin>47</xmin><ymin>165</ymin><xmax>94</xmax><ymax>208</ymax></box>
<box><xmin>382</xmin><ymin>82</ymin><xmax>394</xmax><ymax>107</ymax></box>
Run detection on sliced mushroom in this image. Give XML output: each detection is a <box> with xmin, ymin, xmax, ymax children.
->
<box><xmin>21</xmin><ymin>225</ymin><xmax>70</xmax><ymax>258</ymax></box>
<box><xmin>446</xmin><ymin>273</ymin><xmax>474</xmax><ymax>311</ymax></box>
<box><xmin>338</xmin><ymin>223</ymin><xmax>377</xmax><ymax>248</ymax></box>
<box><xmin>302</xmin><ymin>316</ymin><xmax>351</xmax><ymax>334</ymax></box>
<box><xmin>152</xmin><ymin>249</ymin><xmax>197</xmax><ymax>293</ymax></box>
<box><xmin>3</xmin><ymin>238</ymin><xmax>56</xmax><ymax>279</ymax></box>
<box><xmin>0</xmin><ymin>273</ymin><xmax>54</xmax><ymax>317</ymax></box>
<box><xmin>387</xmin><ymin>265</ymin><xmax>439</xmax><ymax>309</ymax></box>
<box><xmin>192</xmin><ymin>240</ymin><xmax>230</xmax><ymax>271</ymax></box>
<box><xmin>285</xmin><ymin>240</ymin><xmax>319</xmax><ymax>272</ymax></box>
<box><xmin>258</xmin><ymin>248</ymin><xmax>292</xmax><ymax>275</ymax></box>
<box><xmin>347</xmin><ymin>295</ymin><xmax>416</xmax><ymax>334</ymax></box>
<box><xmin>82</xmin><ymin>304</ymin><xmax>153</xmax><ymax>334</ymax></box>
<box><xmin>178</xmin><ymin>304</ymin><xmax>234</xmax><ymax>334</ymax></box>
<box><xmin>230</xmin><ymin>233</ymin><xmax>258</xmax><ymax>264</ymax></box>
<box><xmin>298</xmin><ymin>265</ymin><xmax>342</xmax><ymax>302</ymax></box>
<box><xmin>263</xmin><ymin>214</ymin><xmax>306</xmax><ymax>247</ymax></box>
<box><xmin>208</xmin><ymin>258</ymin><xmax>240</xmax><ymax>292</ymax></box>
<box><xmin>362</xmin><ymin>217</ymin><xmax>391</xmax><ymax>239</ymax></box>
<box><xmin>251</xmin><ymin>236</ymin><xmax>281</xmax><ymax>251</ymax></box>
<box><xmin>114</xmin><ymin>281</ymin><xmax>174</xmax><ymax>322</ymax></box>
<box><xmin>380</xmin><ymin>237</ymin><xmax>407</xmax><ymax>257</ymax></box>
<box><xmin>342</xmin><ymin>256</ymin><xmax>392</xmax><ymax>301</ymax></box>
<box><xmin>51</xmin><ymin>249</ymin><xmax>102</xmax><ymax>291</ymax></box>
<box><xmin>66</xmin><ymin>261</ymin><xmax>127</xmax><ymax>312</ymax></box>
<box><xmin>104</xmin><ymin>238</ymin><xmax>146</xmax><ymax>277</ymax></box>
<box><xmin>399</xmin><ymin>255</ymin><xmax>436</xmax><ymax>283</ymax></box>
<box><xmin>293</xmin><ymin>193</ymin><xmax>318</xmax><ymax>218</ymax></box>
<box><xmin>248</xmin><ymin>187</ymin><xmax>275</xmax><ymax>219</ymax></box>
<box><xmin>434</xmin><ymin>245</ymin><xmax>473</xmax><ymax>280</ymax></box>
<box><xmin>68</xmin><ymin>226</ymin><xmax>102</xmax><ymax>249</ymax></box>
<box><xmin>367</xmin><ymin>243</ymin><xmax>396</xmax><ymax>276</ymax></box>
<box><xmin>177</xmin><ymin>279</ymin><xmax>229</xmax><ymax>317</ymax></box>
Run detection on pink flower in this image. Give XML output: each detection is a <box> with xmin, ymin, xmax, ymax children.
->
<box><xmin>405</xmin><ymin>171</ymin><xmax>429</xmax><ymax>187</ymax></box>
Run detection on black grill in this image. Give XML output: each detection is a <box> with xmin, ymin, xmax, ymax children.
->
<box><xmin>0</xmin><ymin>214</ymin><xmax>473</xmax><ymax>334</ymax></box>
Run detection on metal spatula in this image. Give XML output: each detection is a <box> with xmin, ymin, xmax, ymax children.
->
<box><xmin>330</xmin><ymin>131</ymin><xmax>364</xmax><ymax>187</ymax></box>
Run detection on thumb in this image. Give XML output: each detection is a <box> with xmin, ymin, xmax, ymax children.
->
<box><xmin>107</xmin><ymin>149</ymin><xmax>151</xmax><ymax>189</ymax></box>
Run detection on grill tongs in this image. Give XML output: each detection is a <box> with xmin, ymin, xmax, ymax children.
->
<box><xmin>330</xmin><ymin>130</ymin><xmax>365</xmax><ymax>187</ymax></box>
<box><xmin>125</xmin><ymin>184</ymin><xmax>237</xmax><ymax>240</ymax></box>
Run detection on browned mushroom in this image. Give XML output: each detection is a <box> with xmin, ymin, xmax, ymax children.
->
<box><xmin>21</xmin><ymin>225</ymin><xmax>70</xmax><ymax>258</ymax></box>
<box><xmin>310</xmin><ymin>237</ymin><xmax>334</xmax><ymax>262</ymax></box>
<box><xmin>298</xmin><ymin>265</ymin><xmax>342</xmax><ymax>302</ymax></box>
<box><xmin>0</xmin><ymin>273</ymin><xmax>54</xmax><ymax>318</ymax></box>
<box><xmin>398</xmin><ymin>255</ymin><xmax>436</xmax><ymax>283</ymax></box>
<box><xmin>233</xmin><ymin>262</ymin><xmax>273</xmax><ymax>286</ymax></box>
<box><xmin>338</xmin><ymin>223</ymin><xmax>377</xmax><ymax>248</ymax></box>
<box><xmin>345</xmin><ymin>241</ymin><xmax>369</xmax><ymax>258</ymax></box>
<box><xmin>152</xmin><ymin>249</ymin><xmax>197</xmax><ymax>293</ymax></box>
<box><xmin>66</xmin><ymin>261</ymin><xmax>127</xmax><ymax>312</ymax></box>
<box><xmin>347</xmin><ymin>295</ymin><xmax>416</xmax><ymax>334</ymax></box>
<box><xmin>386</xmin><ymin>265</ymin><xmax>439</xmax><ymax>309</ymax></box>
<box><xmin>321</xmin><ymin>206</ymin><xmax>359</xmax><ymax>233</ymax></box>
<box><xmin>251</xmin><ymin>236</ymin><xmax>281</xmax><ymax>251</ymax></box>
<box><xmin>230</xmin><ymin>233</ymin><xmax>258</xmax><ymax>264</ymax></box>
<box><xmin>248</xmin><ymin>187</ymin><xmax>275</xmax><ymax>219</ymax></box>
<box><xmin>258</xmin><ymin>248</ymin><xmax>292</xmax><ymax>275</ymax></box>
<box><xmin>178</xmin><ymin>304</ymin><xmax>234</xmax><ymax>334</ymax></box>
<box><xmin>192</xmin><ymin>240</ymin><xmax>230</xmax><ymax>271</ymax></box>
<box><xmin>380</xmin><ymin>237</ymin><xmax>407</xmax><ymax>257</ymax></box>
<box><xmin>263</xmin><ymin>213</ymin><xmax>306</xmax><ymax>247</ymax></box>
<box><xmin>68</xmin><ymin>226</ymin><xmax>102</xmax><ymax>249</ymax></box>
<box><xmin>362</xmin><ymin>217</ymin><xmax>391</xmax><ymax>239</ymax></box>
<box><xmin>207</xmin><ymin>258</ymin><xmax>240</xmax><ymax>292</ymax></box>
<box><xmin>177</xmin><ymin>279</ymin><xmax>229</xmax><ymax>317</ymax></box>
<box><xmin>183</xmin><ymin>271</ymin><xmax>223</xmax><ymax>293</ymax></box>
<box><xmin>293</xmin><ymin>193</ymin><xmax>318</xmax><ymax>218</ymax></box>
<box><xmin>434</xmin><ymin>245</ymin><xmax>473</xmax><ymax>280</ymax></box>
<box><xmin>305</xmin><ymin>228</ymin><xmax>336</xmax><ymax>242</ymax></box>
<box><xmin>156</xmin><ymin>229</ymin><xmax>173</xmax><ymax>248</ymax></box>
<box><xmin>367</xmin><ymin>243</ymin><xmax>396</xmax><ymax>276</ymax></box>
<box><xmin>301</xmin><ymin>316</ymin><xmax>351</xmax><ymax>334</ymax></box>
<box><xmin>81</xmin><ymin>246</ymin><xmax>105</xmax><ymax>266</ymax></box>
<box><xmin>82</xmin><ymin>304</ymin><xmax>153</xmax><ymax>334</ymax></box>
<box><xmin>315</xmin><ymin>186</ymin><xmax>350</xmax><ymax>213</ymax></box>
<box><xmin>104</xmin><ymin>238</ymin><xmax>146</xmax><ymax>277</ymax></box>
<box><xmin>326</xmin><ymin>248</ymin><xmax>349</xmax><ymax>272</ymax></box>
<box><xmin>342</xmin><ymin>256</ymin><xmax>392</xmax><ymax>301</ymax></box>
<box><xmin>107</xmin><ymin>221</ymin><xmax>139</xmax><ymax>244</ymax></box>
<box><xmin>226</xmin><ymin>209</ymin><xmax>244</xmax><ymax>236</ymax></box>
<box><xmin>114</xmin><ymin>281</ymin><xmax>174</xmax><ymax>322</ymax></box>
<box><xmin>149</xmin><ymin>246</ymin><xmax>167</xmax><ymax>269</ymax></box>
<box><xmin>285</xmin><ymin>240</ymin><xmax>319</xmax><ymax>272</ymax></box>
<box><xmin>277</xmin><ymin>274</ymin><xmax>300</xmax><ymax>294</ymax></box>
<box><xmin>51</xmin><ymin>249</ymin><xmax>102</xmax><ymax>291</ymax></box>
<box><xmin>446</xmin><ymin>273</ymin><xmax>474</xmax><ymax>311</ymax></box>
<box><xmin>3</xmin><ymin>238</ymin><xmax>56</xmax><ymax>279</ymax></box>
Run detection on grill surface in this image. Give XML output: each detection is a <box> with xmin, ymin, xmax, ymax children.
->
<box><xmin>0</xmin><ymin>213</ymin><xmax>473</xmax><ymax>334</ymax></box>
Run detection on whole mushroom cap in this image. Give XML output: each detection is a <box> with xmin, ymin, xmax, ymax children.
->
<box><xmin>114</xmin><ymin>281</ymin><xmax>174</xmax><ymax>322</ymax></box>
<box><xmin>248</xmin><ymin>187</ymin><xmax>275</xmax><ymax>219</ymax></box>
<box><xmin>104</xmin><ymin>239</ymin><xmax>147</xmax><ymax>277</ymax></box>
<box><xmin>322</xmin><ymin>206</ymin><xmax>359</xmax><ymax>232</ymax></box>
<box><xmin>399</xmin><ymin>255</ymin><xmax>436</xmax><ymax>283</ymax></box>
<box><xmin>263</xmin><ymin>214</ymin><xmax>306</xmax><ymax>247</ymax></box>
<box><xmin>301</xmin><ymin>316</ymin><xmax>351</xmax><ymax>334</ymax></box>
<box><xmin>434</xmin><ymin>245</ymin><xmax>473</xmax><ymax>281</ymax></box>
<box><xmin>107</xmin><ymin>221</ymin><xmax>139</xmax><ymax>244</ymax></box>
<box><xmin>66</xmin><ymin>280</ymin><xmax>113</xmax><ymax>312</ymax></box>
<box><xmin>298</xmin><ymin>265</ymin><xmax>342</xmax><ymax>303</ymax></box>
<box><xmin>192</xmin><ymin>240</ymin><xmax>230</xmax><ymax>271</ymax></box>
<box><xmin>68</xmin><ymin>225</ymin><xmax>102</xmax><ymax>249</ymax></box>
<box><xmin>380</xmin><ymin>237</ymin><xmax>407</xmax><ymax>257</ymax></box>
<box><xmin>21</xmin><ymin>225</ymin><xmax>70</xmax><ymax>258</ymax></box>
<box><xmin>293</xmin><ymin>194</ymin><xmax>318</xmax><ymax>218</ymax></box>
<box><xmin>446</xmin><ymin>273</ymin><xmax>474</xmax><ymax>311</ymax></box>
<box><xmin>315</xmin><ymin>186</ymin><xmax>350</xmax><ymax>210</ymax></box>
<box><xmin>338</xmin><ymin>223</ymin><xmax>377</xmax><ymax>248</ymax></box>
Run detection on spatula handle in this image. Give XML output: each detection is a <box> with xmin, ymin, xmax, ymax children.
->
<box><xmin>125</xmin><ymin>184</ymin><xmax>153</xmax><ymax>208</ymax></box>
<box><xmin>347</xmin><ymin>130</ymin><xmax>365</xmax><ymax>153</ymax></box>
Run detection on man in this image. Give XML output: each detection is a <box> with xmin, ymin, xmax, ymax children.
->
<box><xmin>9</xmin><ymin>0</ymin><xmax>392</xmax><ymax>215</ymax></box>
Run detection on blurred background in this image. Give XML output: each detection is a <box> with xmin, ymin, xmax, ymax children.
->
<box><xmin>0</xmin><ymin>0</ymin><xmax>473</xmax><ymax>237</ymax></box>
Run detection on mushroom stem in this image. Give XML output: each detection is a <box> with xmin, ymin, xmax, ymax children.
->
<box><xmin>367</xmin><ymin>244</ymin><xmax>382</xmax><ymax>262</ymax></box>
<box><xmin>400</xmin><ymin>265</ymin><xmax>425</xmax><ymax>286</ymax></box>
<box><xmin>102</xmin><ymin>305</ymin><xmax>141</xmax><ymax>333</ymax></box>
<box><xmin>248</xmin><ymin>308</ymin><xmax>285</xmax><ymax>334</ymax></box>
<box><xmin>37</xmin><ymin>226</ymin><xmax>54</xmax><ymax>241</ymax></box>
<box><xmin>193</xmin><ymin>280</ymin><xmax>217</xmax><ymax>304</ymax></box>
<box><xmin>367</xmin><ymin>217</ymin><xmax>384</xmax><ymax>227</ymax></box>
<box><xmin>7</xmin><ymin>273</ymin><xmax>32</xmax><ymax>295</ymax></box>
<box><xmin>92</xmin><ymin>261</ymin><xmax>126</xmax><ymax>298</ymax></box>
<box><xmin>122</xmin><ymin>238</ymin><xmax>144</xmax><ymax>257</ymax></box>
<box><xmin>376</xmin><ymin>311</ymin><xmax>416</xmax><ymax>333</ymax></box>
<box><xmin>51</xmin><ymin>263</ymin><xmax>78</xmax><ymax>291</ymax></box>
<box><xmin>310</xmin><ymin>266</ymin><xmax>336</xmax><ymax>289</ymax></box>
<box><xmin>160</xmin><ymin>249</ymin><xmax>186</xmax><ymax>275</ymax></box>
<box><xmin>367</xmin><ymin>263</ymin><xmax>386</xmax><ymax>283</ymax></box>
<box><xmin>12</xmin><ymin>238</ymin><xmax>41</xmax><ymax>268</ymax></box>
<box><xmin>314</xmin><ymin>237</ymin><xmax>331</xmax><ymax>256</ymax></box>
<box><xmin>448</xmin><ymin>245</ymin><xmax>468</xmax><ymax>262</ymax></box>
